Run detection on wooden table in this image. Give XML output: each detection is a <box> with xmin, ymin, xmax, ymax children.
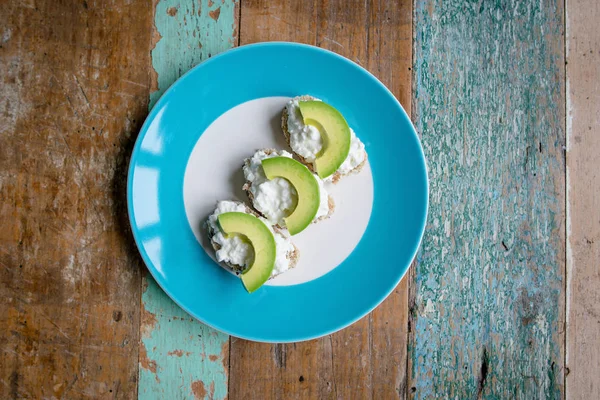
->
<box><xmin>1</xmin><ymin>0</ymin><xmax>598</xmax><ymax>398</ymax></box>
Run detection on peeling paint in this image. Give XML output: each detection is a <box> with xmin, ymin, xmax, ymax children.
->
<box><xmin>140</xmin><ymin>300</ymin><xmax>158</xmax><ymax>339</ymax></box>
<box><xmin>148</xmin><ymin>0</ymin><xmax>238</xmax><ymax>109</ymax></box>
<box><xmin>191</xmin><ymin>381</ymin><xmax>206</xmax><ymax>399</ymax></box>
<box><xmin>209</xmin><ymin>7</ymin><xmax>221</xmax><ymax>21</ymax></box>
<box><xmin>140</xmin><ymin>0</ymin><xmax>237</xmax><ymax>394</ymax></box>
<box><xmin>411</xmin><ymin>0</ymin><xmax>565</xmax><ymax>398</ymax></box>
<box><xmin>139</xmin><ymin>278</ymin><xmax>229</xmax><ymax>398</ymax></box>
<box><xmin>139</xmin><ymin>343</ymin><xmax>158</xmax><ymax>376</ymax></box>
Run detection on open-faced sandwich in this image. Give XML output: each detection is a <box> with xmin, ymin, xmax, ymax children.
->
<box><xmin>205</xmin><ymin>96</ymin><xmax>369</xmax><ymax>293</ymax></box>
<box><xmin>281</xmin><ymin>95</ymin><xmax>368</xmax><ymax>183</ymax></box>
<box><xmin>205</xmin><ymin>200</ymin><xmax>299</xmax><ymax>293</ymax></box>
<box><xmin>242</xmin><ymin>149</ymin><xmax>334</xmax><ymax>235</ymax></box>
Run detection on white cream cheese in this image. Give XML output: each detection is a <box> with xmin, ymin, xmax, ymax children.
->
<box><xmin>243</xmin><ymin>149</ymin><xmax>330</xmax><ymax>227</ymax></box>
<box><xmin>337</xmin><ymin>130</ymin><xmax>366</xmax><ymax>175</ymax></box>
<box><xmin>285</xmin><ymin>97</ymin><xmax>366</xmax><ymax>178</ymax></box>
<box><xmin>286</xmin><ymin>100</ymin><xmax>323</xmax><ymax>161</ymax></box>
<box><xmin>244</xmin><ymin>150</ymin><xmax>297</xmax><ymax>226</ymax></box>
<box><xmin>206</xmin><ymin>200</ymin><xmax>294</xmax><ymax>276</ymax></box>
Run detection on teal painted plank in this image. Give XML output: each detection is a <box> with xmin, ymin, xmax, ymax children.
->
<box><xmin>149</xmin><ymin>0</ymin><xmax>238</xmax><ymax>109</ymax></box>
<box><xmin>139</xmin><ymin>1</ymin><xmax>237</xmax><ymax>399</ymax></box>
<box><xmin>140</xmin><ymin>278</ymin><xmax>229</xmax><ymax>399</ymax></box>
<box><xmin>411</xmin><ymin>0</ymin><xmax>565</xmax><ymax>399</ymax></box>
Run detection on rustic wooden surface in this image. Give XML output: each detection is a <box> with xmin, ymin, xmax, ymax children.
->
<box><xmin>227</xmin><ymin>1</ymin><xmax>413</xmax><ymax>399</ymax></box>
<box><xmin>138</xmin><ymin>1</ymin><xmax>235</xmax><ymax>398</ymax></box>
<box><xmin>1</xmin><ymin>0</ymin><xmax>597</xmax><ymax>399</ymax></box>
<box><xmin>0</xmin><ymin>0</ymin><xmax>153</xmax><ymax>398</ymax></box>
<box><xmin>411</xmin><ymin>0</ymin><xmax>566</xmax><ymax>398</ymax></box>
<box><xmin>566</xmin><ymin>0</ymin><xmax>600</xmax><ymax>398</ymax></box>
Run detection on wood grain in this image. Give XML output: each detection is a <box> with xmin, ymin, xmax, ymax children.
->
<box><xmin>365</xmin><ymin>3</ymin><xmax>412</xmax><ymax>396</ymax></box>
<box><xmin>231</xmin><ymin>4</ymin><xmax>329</xmax><ymax>398</ymax></box>
<box><xmin>0</xmin><ymin>0</ymin><xmax>583</xmax><ymax>398</ymax></box>
<box><xmin>411</xmin><ymin>0</ymin><xmax>566</xmax><ymax>398</ymax></box>
<box><xmin>229</xmin><ymin>1</ymin><xmax>412</xmax><ymax>399</ymax></box>
<box><xmin>566</xmin><ymin>0</ymin><xmax>600</xmax><ymax>398</ymax></box>
<box><xmin>138</xmin><ymin>1</ymin><xmax>237</xmax><ymax>399</ymax></box>
<box><xmin>0</xmin><ymin>0</ymin><xmax>153</xmax><ymax>398</ymax></box>
<box><xmin>239</xmin><ymin>0</ymin><xmax>317</xmax><ymax>45</ymax></box>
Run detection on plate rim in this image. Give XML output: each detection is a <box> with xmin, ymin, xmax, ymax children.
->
<box><xmin>127</xmin><ymin>41</ymin><xmax>429</xmax><ymax>342</ymax></box>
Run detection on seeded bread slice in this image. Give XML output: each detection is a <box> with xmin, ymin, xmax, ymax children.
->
<box><xmin>242</xmin><ymin>148</ymin><xmax>335</xmax><ymax>229</ymax></box>
<box><xmin>205</xmin><ymin>202</ymin><xmax>299</xmax><ymax>279</ymax></box>
<box><xmin>281</xmin><ymin>95</ymin><xmax>368</xmax><ymax>183</ymax></box>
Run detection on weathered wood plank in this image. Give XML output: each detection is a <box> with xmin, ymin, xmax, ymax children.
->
<box><xmin>139</xmin><ymin>279</ymin><xmax>229</xmax><ymax>399</ymax></box>
<box><xmin>410</xmin><ymin>0</ymin><xmax>566</xmax><ymax>398</ymax></box>
<box><xmin>229</xmin><ymin>1</ymin><xmax>412</xmax><ymax>399</ymax></box>
<box><xmin>239</xmin><ymin>0</ymin><xmax>317</xmax><ymax>45</ymax></box>
<box><xmin>315</xmin><ymin>3</ymin><xmax>374</xmax><ymax>399</ymax></box>
<box><xmin>138</xmin><ymin>1</ymin><xmax>237</xmax><ymax>398</ymax></box>
<box><xmin>0</xmin><ymin>0</ymin><xmax>153</xmax><ymax>398</ymax></box>
<box><xmin>230</xmin><ymin>4</ymin><xmax>325</xmax><ymax>398</ymax></box>
<box><xmin>365</xmin><ymin>1</ymin><xmax>412</xmax><ymax>397</ymax></box>
<box><xmin>565</xmin><ymin>0</ymin><xmax>600</xmax><ymax>397</ymax></box>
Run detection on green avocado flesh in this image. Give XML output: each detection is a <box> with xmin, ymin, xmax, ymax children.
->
<box><xmin>261</xmin><ymin>156</ymin><xmax>320</xmax><ymax>235</ymax></box>
<box><xmin>298</xmin><ymin>100</ymin><xmax>351</xmax><ymax>179</ymax></box>
<box><xmin>217</xmin><ymin>212</ymin><xmax>276</xmax><ymax>293</ymax></box>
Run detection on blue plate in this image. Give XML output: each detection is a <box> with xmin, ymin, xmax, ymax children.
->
<box><xmin>128</xmin><ymin>42</ymin><xmax>428</xmax><ymax>342</ymax></box>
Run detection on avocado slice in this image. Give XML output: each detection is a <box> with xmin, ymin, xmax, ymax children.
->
<box><xmin>261</xmin><ymin>157</ymin><xmax>320</xmax><ymax>235</ymax></box>
<box><xmin>217</xmin><ymin>212</ymin><xmax>276</xmax><ymax>293</ymax></box>
<box><xmin>298</xmin><ymin>100</ymin><xmax>351</xmax><ymax>179</ymax></box>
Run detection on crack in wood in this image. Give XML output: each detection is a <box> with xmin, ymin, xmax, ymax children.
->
<box><xmin>477</xmin><ymin>347</ymin><xmax>489</xmax><ymax>399</ymax></box>
<box><xmin>273</xmin><ymin>343</ymin><xmax>286</xmax><ymax>369</ymax></box>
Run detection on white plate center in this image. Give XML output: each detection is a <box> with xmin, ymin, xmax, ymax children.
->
<box><xmin>183</xmin><ymin>97</ymin><xmax>373</xmax><ymax>286</ymax></box>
